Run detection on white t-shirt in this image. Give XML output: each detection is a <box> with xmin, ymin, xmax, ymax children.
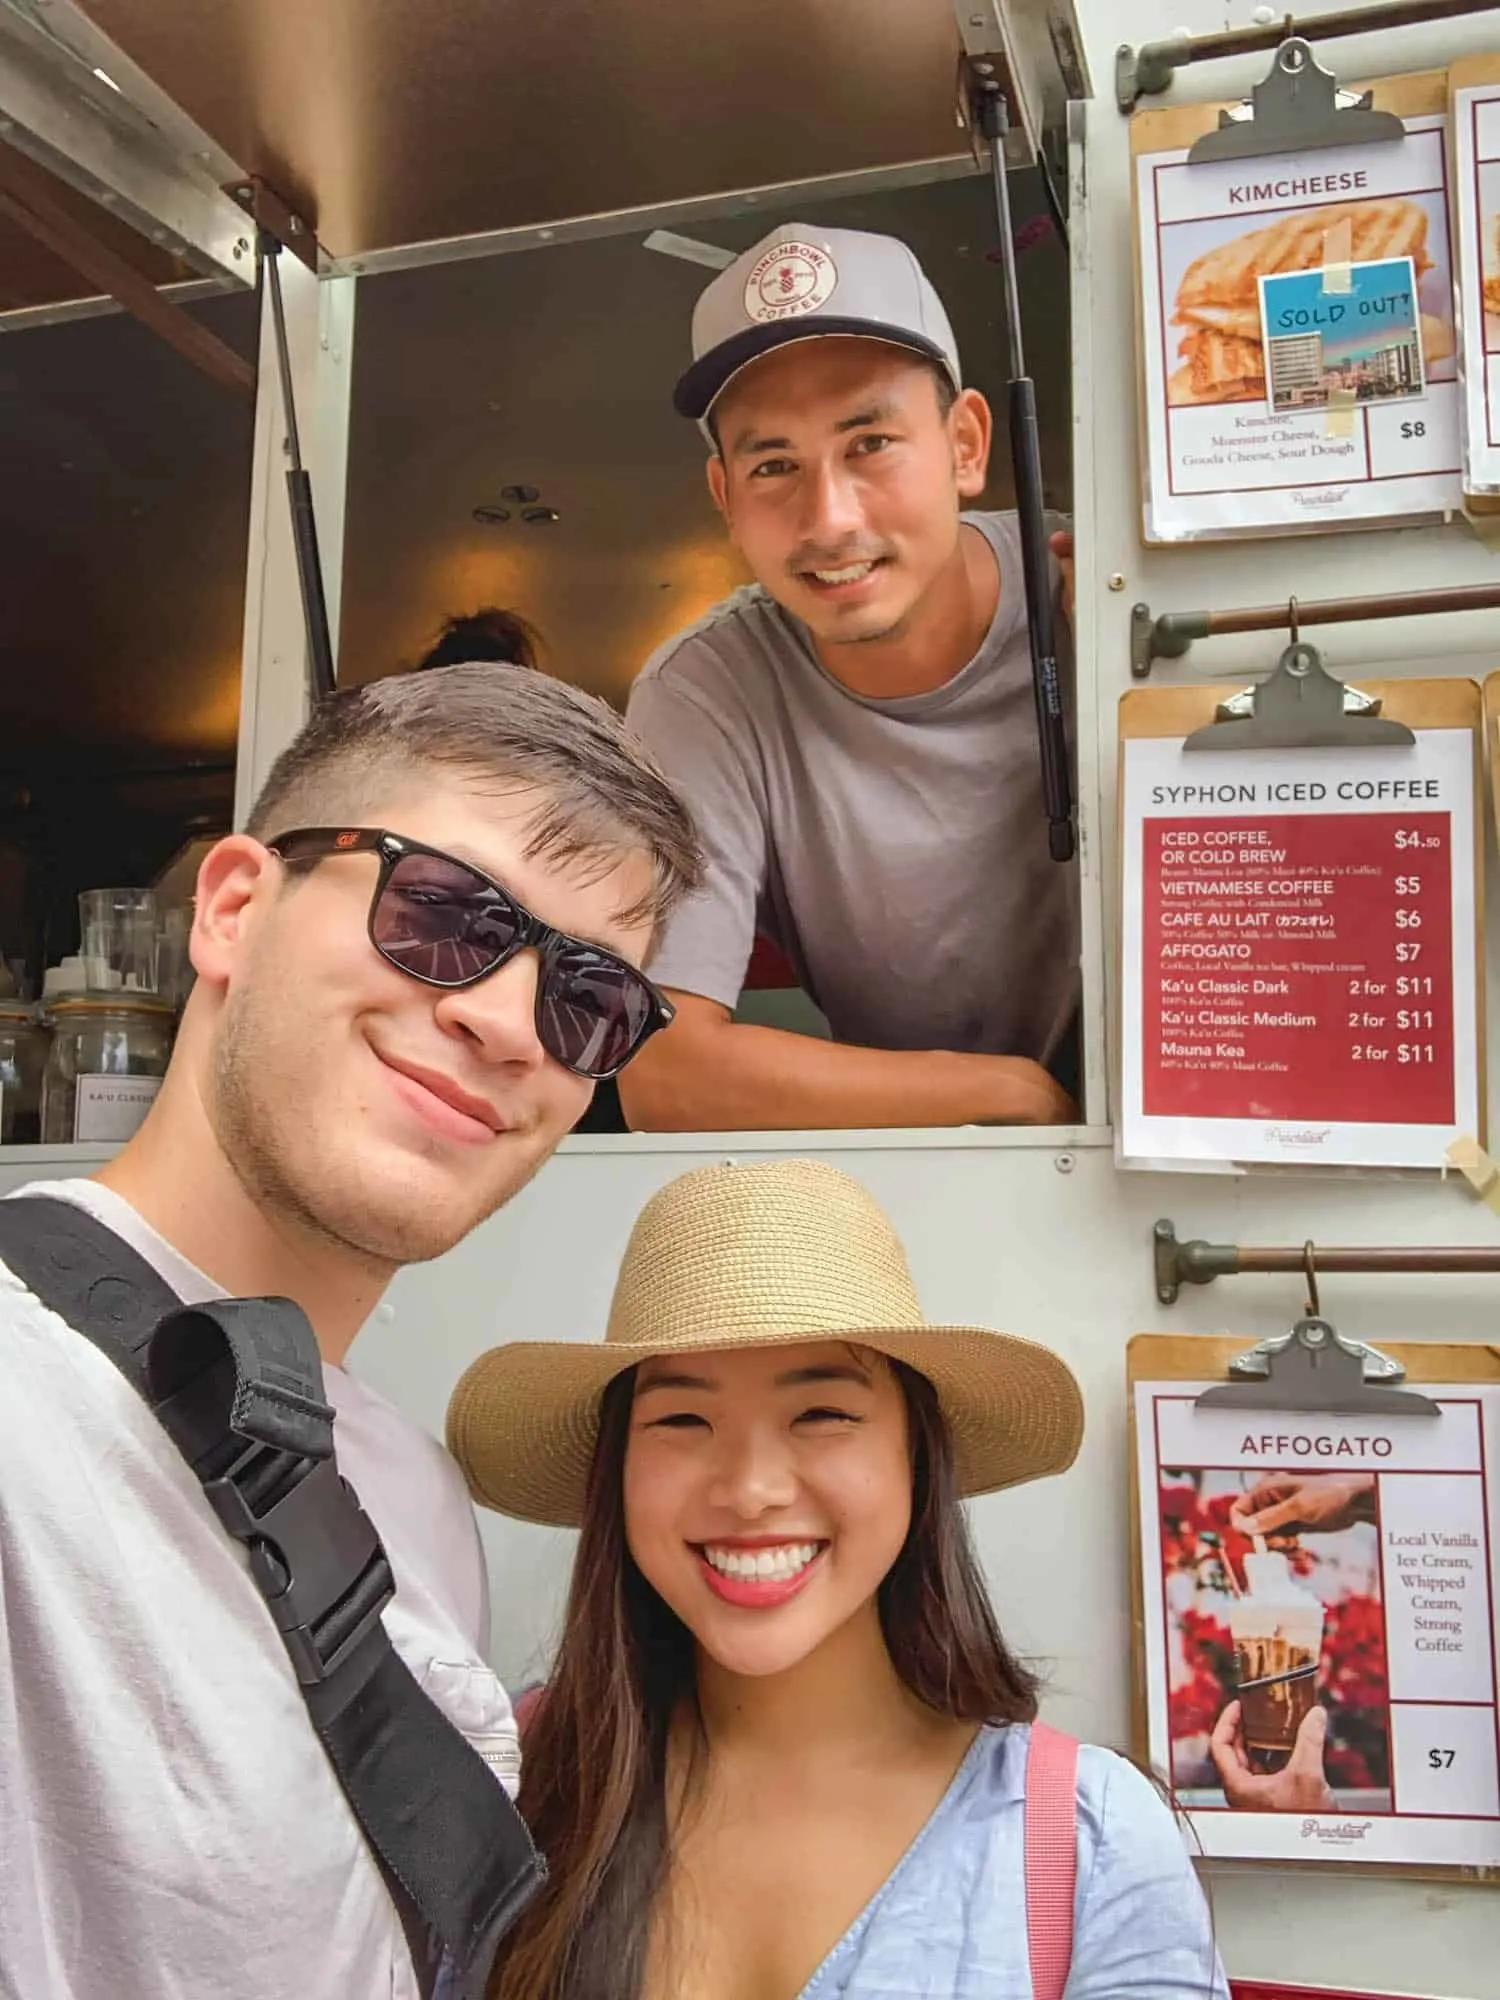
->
<box><xmin>0</xmin><ymin>1179</ymin><xmax>519</xmax><ymax>2000</ymax></box>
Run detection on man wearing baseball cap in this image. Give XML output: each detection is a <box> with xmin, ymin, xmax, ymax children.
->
<box><xmin>619</xmin><ymin>222</ymin><xmax>1079</xmax><ymax>1134</ymax></box>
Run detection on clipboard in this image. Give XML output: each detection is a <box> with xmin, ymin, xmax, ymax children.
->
<box><xmin>1117</xmin><ymin>673</ymin><xmax>1486</xmax><ymax>1170</ymax></box>
<box><xmin>1128</xmin><ymin>1330</ymin><xmax>1500</xmax><ymax>1878</ymax></box>
<box><xmin>1447</xmin><ymin>56</ymin><xmax>1500</xmax><ymax>512</ymax></box>
<box><xmin>1483</xmin><ymin>671</ymin><xmax>1500</xmax><ymax>848</ymax></box>
<box><xmin>1131</xmin><ymin>70</ymin><xmax>1463</xmax><ymax>544</ymax></box>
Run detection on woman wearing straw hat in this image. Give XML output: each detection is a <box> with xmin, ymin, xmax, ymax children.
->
<box><xmin>448</xmin><ymin>1160</ymin><xmax>1225</xmax><ymax>2000</ymax></box>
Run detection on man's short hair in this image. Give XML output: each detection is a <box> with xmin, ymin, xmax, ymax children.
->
<box><xmin>245</xmin><ymin>664</ymin><xmax>702</xmax><ymax>932</ymax></box>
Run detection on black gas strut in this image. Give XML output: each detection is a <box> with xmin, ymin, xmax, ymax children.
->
<box><xmin>970</xmin><ymin>81</ymin><xmax>1075</xmax><ymax>864</ymax></box>
<box><xmin>260</xmin><ymin>230</ymin><xmax>337</xmax><ymax>702</ymax></box>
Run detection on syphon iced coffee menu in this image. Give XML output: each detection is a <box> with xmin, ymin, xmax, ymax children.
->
<box><xmin>1120</xmin><ymin>730</ymin><xmax>1480</xmax><ymax>1168</ymax></box>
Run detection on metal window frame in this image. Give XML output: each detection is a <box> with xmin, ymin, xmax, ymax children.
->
<box><xmin>235</xmin><ymin>260</ymin><xmax>355</xmax><ymax>822</ymax></box>
<box><xmin>0</xmin><ymin>0</ymin><xmax>255</xmax><ymax>287</ymax></box>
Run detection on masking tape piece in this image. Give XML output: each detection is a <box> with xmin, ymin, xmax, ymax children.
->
<box><xmin>1321</xmin><ymin>219</ymin><xmax>1354</xmax><ymax>294</ymax></box>
<box><xmin>1325</xmin><ymin>386</ymin><xmax>1357</xmax><ymax>437</ymax></box>
<box><xmin>1445</xmin><ymin>1135</ymin><xmax>1500</xmax><ymax>1214</ymax></box>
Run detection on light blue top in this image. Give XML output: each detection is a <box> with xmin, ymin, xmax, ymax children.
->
<box><xmin>800</xmin><ymin>1725</ymin><xmax>1230</xmax><ymax>2000</ymax></box>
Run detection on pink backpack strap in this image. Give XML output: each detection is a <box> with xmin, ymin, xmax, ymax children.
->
<box><xmin>512</xmin><ymin>1683</ymin><xmax>547</xmax><ymax>1736</ymax></box>
<box><xmin>1024</xmin><ymin>1721</ymin><xmax>1079</xmax><ymax>2000</ymax></box>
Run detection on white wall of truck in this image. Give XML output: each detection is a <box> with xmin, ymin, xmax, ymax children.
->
<box><xmin>5</xmin><ymin>0</ymin><xmax>1500</xmax><ymax>1988</ymax></box>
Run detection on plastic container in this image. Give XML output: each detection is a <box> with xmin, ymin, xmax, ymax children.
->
<box><xmin>42</xmin><ymin>956</ymin><xmax>89</xmax><ymax>1003</ymax></box>
<box><xmin>41</xmin><ymin>995</ymin><xmax>174</xmax><ymax>1145</ymax></box>
<box><xmin>79</xmin><ymin>887</ymin><xmax>159</xmax><ymax>995</ymax></box>
<box><xmin>0</xmin><ymin>1002</ymin><xmax>47</xmax><ymax>1145</ymax></box>
<box><xmin>156</xmin><ymin>904</ymin><xmax>195</xmax><ymax>1013</ymax></box>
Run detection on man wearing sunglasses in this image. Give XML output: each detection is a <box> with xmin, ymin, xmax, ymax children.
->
<box><xmin>621</xmin><ymin>223</ymin><xmax>1079</xmax><ymax>1134</ymax></box>
<box><xmin>0</xmin><ymin>663</ymin><xmax>698</xmax><ymax>2000</ymax></box>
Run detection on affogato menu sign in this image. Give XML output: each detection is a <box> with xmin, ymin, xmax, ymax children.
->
<box><xmin>1134</xmin><ymin>1370</ymin><xmax>1500</xmax><ymax>1869</ymax></box>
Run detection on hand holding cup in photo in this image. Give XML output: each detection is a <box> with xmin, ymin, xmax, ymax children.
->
<box><xmin>1210</xmin><ymin>1700</ymin><xmax>1337</xmax><ymax>1813</ymax></box>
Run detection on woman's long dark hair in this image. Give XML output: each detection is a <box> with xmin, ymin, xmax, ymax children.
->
<box><xmin>490</xmin><ymin>1358</ymin><xmax>1039</xmax><ymax>2000</ymax></box>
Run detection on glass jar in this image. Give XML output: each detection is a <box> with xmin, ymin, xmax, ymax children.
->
<box><xmin>0</xmin><ymin>1002</ymin><xmax>47</xmax><ymax>1145</ymax></box>
<box><xmin>42</xmin><ymin>996</ymin><xmax>175</xmax><ymax>1145</ymax></box>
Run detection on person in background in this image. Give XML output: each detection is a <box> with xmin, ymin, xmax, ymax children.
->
<box><xmin>0</xmin><ymin>664</ymin><xmax>700</xmax><ymax>1999</ymax></box>
<box><xmin>414</xmin><ymin>606</ymin><xmax>543</xmax><ymax>673</ymax></box>
<box><xmin>451</xmin><ymin>1160</ymin><xmax>1227</xmax><ymax>2000</ymax></box>
<box><xmin>621</xmin><ymin>224</ymin><xmax>1079</xmax><ymax>1136</ymax></box>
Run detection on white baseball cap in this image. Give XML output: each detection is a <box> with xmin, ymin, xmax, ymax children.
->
<box><xmin>673</xmin><ymin>223</ymin><xmax>963</xmax><ymax>423</ymax></box>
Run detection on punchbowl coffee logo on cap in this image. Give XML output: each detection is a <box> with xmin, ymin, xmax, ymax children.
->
<box><xmin>744</xmin><ymin>240</ymin><xmax>838</xmax><ymax>323</ymax></box>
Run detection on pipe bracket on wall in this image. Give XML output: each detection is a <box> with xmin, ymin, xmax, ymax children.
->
<box><xmin>1116</xmin><ymin>0</ymin><xmax>1500</xmax><ymax>115</ymax></box>
<box><xmin>1130</xmin><ymin>577</ymin><xmax>1500</xmax><ymax>676</ymax></box>
<box><xmin>1152</xmin><ymin>1217</ymin><xmax>1500</xmax><ymax>1306</ymax></box>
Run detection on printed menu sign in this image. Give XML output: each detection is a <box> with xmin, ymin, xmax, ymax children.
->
<box><xmin>1120</xmin><ymin>728</ymin><xmax>1481</xmax><ymax>1168</ymax></box>
<box><xmin>1451</xmin><ymin>61</ymin><xmax>1500</xmax><ymax>495</ymax></box>
<box><xmin>1134</xmin><ymin>1376</ymin><xmax>1500</xmax><ymax>1868</ymax></box>
<box><xmin>1134</xmin><ymin>100</ymin><xmax>1462</xmax><ymax>540</ymax></box>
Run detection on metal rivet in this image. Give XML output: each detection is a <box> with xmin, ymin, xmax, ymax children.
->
<box><xmin>501</xmin><ymin>483</ymin><xmax>540</xmax><ymax>505</ymax></box>
<box><xmin>522</xmin><ymin>505</ymin><xmax>560</xmax><ymax>525</ymax></box>
<box><xmin>472</xmin><ymin>504</ymin><xmax>511</xmax><ymax>525</ymax></box>
<box><xmin>289</xmin><ymin>216</ymin><xmax>304</xmax><ymax>233</ymax></box>
<box><xmin>1054</xmin><ymin>1152</ymin><xmax>1075</xmax><ymax>1174</ymax></box>
<box><xmin>1108</xmin><ymin>572</ymin><xmax>1126</xmax><ymax>591</ymax></box>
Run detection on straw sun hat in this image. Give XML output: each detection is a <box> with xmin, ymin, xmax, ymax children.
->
<box><xmin>447</xmin><ymin>1159</ymin><xmax>1084</xmax><ymax>1528</ymax></box>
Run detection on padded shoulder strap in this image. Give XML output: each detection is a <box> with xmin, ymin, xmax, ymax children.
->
<box><xmin>1024</xmin><ymin>1720</ymin><xmax>1079</xmax><ymax>2000</ymax></box>
<box><xmin>0</xmin><ymin>1193</ymin><xmax>543</xmax><ymax>1999</ymax></box>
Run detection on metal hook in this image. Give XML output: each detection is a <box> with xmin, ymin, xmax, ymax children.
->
<box><xmin>1288</xmin><ymin>595</ymin><xmax>1300</xmax><ymax>645</ymax></box>
<box><xmin>1302</xmin><ymin>1239</ymin><xmax>1320</xmax><ymax>1320</ymax></box>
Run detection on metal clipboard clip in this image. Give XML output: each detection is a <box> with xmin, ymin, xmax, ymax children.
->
<box><xmin>1186</xmin><ymin>36</ymin><xmax>1406</xmax><ymax>166</ymax></box>
<box><xmin>1183</xmin><ymin>608</ymin><xmax>1415</xmax><ymax>754</ymax></box>
<box><xmin>1196</xmin><ymin>1244</ymin><xmax>1441</xmax><ymax>1418</ymax></box>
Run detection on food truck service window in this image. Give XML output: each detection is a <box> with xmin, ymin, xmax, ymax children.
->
<box><xmin>336</xmin><ymin>167</ymin><xmax>1082</xmax><ymax>1143</ymax></box>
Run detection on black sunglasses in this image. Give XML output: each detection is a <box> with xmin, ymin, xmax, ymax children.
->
<box><xmin>266</xmin><ymin>827</ymin><xmax>673</xmax><ymax>1080</ymax></box>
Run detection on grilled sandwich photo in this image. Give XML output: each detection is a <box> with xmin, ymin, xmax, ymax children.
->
<box><xmin>1166</xmin><ymin>198</ymin><xmax>1450</xmax><ymax>408</ymax></box>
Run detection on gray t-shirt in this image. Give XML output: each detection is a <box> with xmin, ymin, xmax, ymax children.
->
<box><xmin>627</xmin><ymin>510</ymin><xmax>1078</xmax><ymax>1061</ymax></box>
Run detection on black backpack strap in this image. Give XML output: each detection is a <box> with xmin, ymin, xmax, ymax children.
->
<box><xmin>0</xmin><ymin>1195</ymin><xmax>543</xmax><ymax>1999</ymax></box>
